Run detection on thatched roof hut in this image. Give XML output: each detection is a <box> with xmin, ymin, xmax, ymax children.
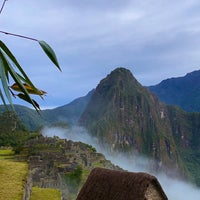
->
<box><xmin>76</xmin><ymin>168</ymin><xmax>168</xmax><ymax>200</ymax></box>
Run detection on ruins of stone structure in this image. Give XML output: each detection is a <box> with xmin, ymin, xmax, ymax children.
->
<box><xmin>20</xmin><ymin>136</ymin><xmax>119</xmax><ymax>200</ymax></box>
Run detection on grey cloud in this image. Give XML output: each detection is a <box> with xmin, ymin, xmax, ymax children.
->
<box><xmin>1</xmin><ymin>0</ymin><xmax>200</xmax><ymax>106</ymax></box>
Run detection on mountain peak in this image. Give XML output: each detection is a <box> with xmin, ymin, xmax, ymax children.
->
<box><xmin>109</xmin><ymin>67</ymin><xmax>132</xmax><ymax>76</ymax></box>
<box><xmin>96</xmin><ymin>67</ymin><xmax>142</xmax><ymax>96</ymax></box>
<box><xmin>103</xmin><ymin>67</ymin><xmax>137</xmax><ymax>82</ymax></box>
<box><xmin>79</xmin><ymin>67</ymin><xmax>163</xmax><ymax>150</ymax></box>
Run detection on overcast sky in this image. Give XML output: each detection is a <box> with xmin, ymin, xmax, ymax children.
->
<box><xmin>1</xmin><ymin>0</ymin><xmax>200</xmax><ymax>108</ymax></box>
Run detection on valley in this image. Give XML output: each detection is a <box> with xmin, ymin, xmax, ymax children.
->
<box><xmin>0</xmin><ymin>67</ymin><xmax>200</xmax><ymax>199</ymax></box>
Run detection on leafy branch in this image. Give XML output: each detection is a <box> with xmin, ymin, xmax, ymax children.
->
<box><xmin>0</xmin><ymin>0</ymin><xmax>61</xmax><ymax>111</ymax></box>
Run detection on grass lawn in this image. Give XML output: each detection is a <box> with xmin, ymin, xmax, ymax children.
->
<box><xmin>30</xmin><ymin>187</ymin><xmax>61</xmax><ymax>200</ymax></box>
<box><xmin>0</xmin><ymin>149</ymin><xmax>28</xmax><ymax>200</ymax></box>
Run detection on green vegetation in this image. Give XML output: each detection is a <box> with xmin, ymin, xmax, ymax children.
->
<box><xmin>64</xmin><ymin>165</ymin><xmax>94</xmax><ymax>200</ymax></box>
<box><xmin>0</xmin><ymin>148</ymin><xmax>14</xmax><ymax>158</ymax></box>
<box><xmin>0</xmin><ymin>149</ymin><xmax>28</xmax><ymax>200</ymax></box>
<box><xmin>179</xmin><ymin>150</ymin><xmax>200</xmax><ymax>186</ymax></box>
<box><xmin>65</xmin><ymin>165</ymin><xmax>83</xmax><ymax>193</ymax></box>
<box><xmin>30</xmin><ymin>187</ymin><xmax>61</xmax><ymax>200</ymax></box>
<box><xmin>0</xmin><ymin>111</ymin><xmax>29</xmax><ymax>147</ymax></box>
<box><xmin>0</xmin><ymin>111</ymin><xmax>42</xmax><ymax>154</ymax></box>
<box><xmin>83</xmin><ymin>143</ymin><xmax>97</xmax><ymax>152</ymax></box>
<box><xmin>64</xmin><ymin>162</ymin><xmax>110</xmax><ymax>200</ymax></box>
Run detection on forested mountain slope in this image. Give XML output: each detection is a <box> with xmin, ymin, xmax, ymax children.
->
<box><xmin>79</xmin><ymin>67</ymin><xmax>200</xmax><ymax>186</ymax></box>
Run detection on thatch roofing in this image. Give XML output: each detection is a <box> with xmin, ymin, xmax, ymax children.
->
<box><xmin>76</xmin><ymin>167</ymin><xmax>168</xmax><ymax>200</ymax></box>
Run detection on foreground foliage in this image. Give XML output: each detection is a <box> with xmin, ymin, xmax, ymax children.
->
<box><xmin>0</xmin><ymin>1</ymin><xmax>61</xmax><ymax>111</ymax></box>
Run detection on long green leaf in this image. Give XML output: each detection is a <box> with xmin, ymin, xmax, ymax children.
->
<box><xmin>0</xmin><ymin>40</ymin><xmax>38</xmax><ymax>92</ymax></box>
<box><xmin>0</xmin><ymin>88</ymin><xmax>10</xmax><ymax>110</ymax></box>
<box><xmin>0</xmin><ymin>49</ymin><xmax>39</xmax><ymax>111</ymax></box>
<box><xmin>17</xmin><ymin>93</ymin><xmax>40</xmax><ymax>110</ymax></box>
<box><xmin>9</xmin><ymin>69</ymin><xmax>39</xmax><ymax>112</ymax></box>
<box><xmin>38</xmin><ymin>40</ymin><xmax>61</xmax><ymax>71</ymax></box>
<box><xmin>0</xmin><ymin>50</ymin><xmax>13</xmax><ymax>107</ymax></box>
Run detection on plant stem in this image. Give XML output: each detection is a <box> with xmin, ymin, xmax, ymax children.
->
<box><xmin>0</xmin><ymin>0</ymin><xmax>7</xmax><ymax>15</ymax></box>
<box><xmin>0</xmin><ymin>1</ymin><xmax>38</xmax><ymax>42</ymax></box>
<box><xmin>0</xmin><ymin>30</ymin><xmax>38</xmax><ymax>41</ymax></box>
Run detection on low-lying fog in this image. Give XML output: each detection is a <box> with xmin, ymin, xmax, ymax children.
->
<box><xmin>42</xmin><ymin>126</ymin><xmax>200</xmax><ymax>200</ymax></box>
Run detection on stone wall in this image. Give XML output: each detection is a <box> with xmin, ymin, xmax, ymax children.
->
<box><xmin>23</xmin><ymin>173</ymin><xmax>32</xmax><ymax>200</ymax></box>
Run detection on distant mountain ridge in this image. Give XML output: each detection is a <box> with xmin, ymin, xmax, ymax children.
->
<box><xmin>148</xmin><ymin>70</ymin><xmax>200</xmax><ymax>112</ymax></box>
<box><xmin>79</xmin><ymin>67</ymin><xmax>200</xmax><ymax>186</ymax></box>
<box><xmin>0</xmin><ymin>90</ymin><xmax>94</xmax><ymax>131</ymax></box>
<box><xmin>1</xmin><ymin>69</ymin><xmax>199</xmax><ymax>131</ymax></box>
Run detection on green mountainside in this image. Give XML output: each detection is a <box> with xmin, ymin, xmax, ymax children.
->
<box><xmin>41</xmin><ymin>90</ymin><xmax>94</xmax><ymax>125</ymax></box>
<box><xmin>0</xmin><ymin>111</ymin><xmax>30</xmax><ymax>147</ymax></box>
<box><xmin>79</xmin><ymin>67</ymin><xmax>200</xmax><ymax>186</ymax></box>
<box><xmin>0</xmin><ymin>90</ymin><xmax>93</xmax><ymax>131</ymax></box>
<box><xmin>148</xmin><ymin>70</ymin><xmax>200</xmax><ymax>112</ymax></box>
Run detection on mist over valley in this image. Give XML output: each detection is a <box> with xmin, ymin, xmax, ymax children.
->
<box><xmin>42</xmin><ymin>125</ymin><xmax>200</xmax><ymax>200</ymax></box>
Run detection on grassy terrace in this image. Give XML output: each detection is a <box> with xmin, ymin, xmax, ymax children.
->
<box><xmin>0</xmin><ymin>149</ymin><xmax>62</xmax><ymax>200</ymax></box>
<box><xmin>30</xmin><ymin>187</ymin><xmax>61</xmax><ymax>200</ymax></box>
<box><xmin>0</xmin><ymin>149</ymin><xmax>28</xmax><ymax>200</ymax></box>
